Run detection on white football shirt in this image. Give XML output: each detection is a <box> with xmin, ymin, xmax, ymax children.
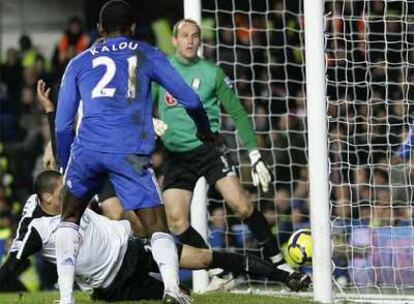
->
<box><xmin>17</xmin><ymin>209</ymin><xmax>132</xmax><ymax>290</ymax></box>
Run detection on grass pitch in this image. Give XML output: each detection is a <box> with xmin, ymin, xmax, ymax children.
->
<box><xmin>0</xmin><ymin>291</ymin><xmax>314</xmax><ymax>303</ymax></box>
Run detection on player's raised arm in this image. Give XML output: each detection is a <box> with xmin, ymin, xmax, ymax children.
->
<box><xmin>150</xmin><ymin>48</ymin><xmax>212</xmax><ymax>137</ymax></box>
<box><xmin>37</xmin><ymin>80</ymin><xmax>59</xmax><ymax>169</ymax></box>
<box><xmin>56</xmin><ymin>61</ymin><xmax>81</xmax><ymax>170</ymax></box>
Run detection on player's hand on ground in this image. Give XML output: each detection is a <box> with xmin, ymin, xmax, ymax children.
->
<box><xmin>43</xmin><ymin>141</ymin><xmax>58</xmax><ymax>170</ymax></box>
<box><xmin>37</xmin><ymin>79</ymin><xmax>54</xmax><ymax>113</ymax></box>
<box><xmin>249</xmin><ymin>149</ymin><xmax>273</xmax><ymax>192</ymax></box>
<box><xmin>152</xmin><ymin>118</ymin><xmax>168</xmax><ymax>137</ymax></box>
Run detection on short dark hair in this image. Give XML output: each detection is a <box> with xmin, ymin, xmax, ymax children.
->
<box><xmin>99</xmin><ymin>0</ymin><xmax>135</xmax><ymax>34</ymax></box>
<box><xmin>33</xmin><ymin>170</ymin><xmax>61</xmax><ymax>199</ymax></box>
<box><xmin>172</xmin><ymin>19</ymin><xmax>201</xmax><ymax>38</ymax></box>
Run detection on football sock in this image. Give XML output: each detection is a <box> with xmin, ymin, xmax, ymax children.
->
<box><xmin>177</xmin><ymin>226</ymin><xmax>209</xmax><ymax>249</ymax></box>
<box><xmin>55</xmin><ymin>222</ymin><xmax>82</xmax><ymax>304</ymax></box>
<box><xmin>210</xmin><ymin>251</ymin><xmax>288</xmax><ymax>283</ymax></box>
<box><xmin>243</xmin><ymin>253</ymin><xmax>289</xmax><ymax>282</ymax></box>
<box><xmin>151</xmin><ymin>232</ymin><xmax>180</xmax><ymax>294</ymax></box>
<box><xmin>243</xmin><ymin>208</ymin><xmax>280</xmax><ymax>259</ymax></box>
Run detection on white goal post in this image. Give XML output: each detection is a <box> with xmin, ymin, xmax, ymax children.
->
<box><xmin>303</xmin><ymin>0</ymin><xmax>332</xmax><ymax>302</ymax></box>
<box><xmin>183</xmin><ymin>0</ymin><xmax>210</xmax><ymax>294</ymax></box>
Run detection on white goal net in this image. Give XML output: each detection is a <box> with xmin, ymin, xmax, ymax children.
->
<box><xmin>325</xmin><ymin>0</ymin><xmax>414</xmax><ymax>301</ymax></box>
<box><xmin>201</xmin><ymin>0</ymin><xmax>414</xmax><ymax>301</ymax></box>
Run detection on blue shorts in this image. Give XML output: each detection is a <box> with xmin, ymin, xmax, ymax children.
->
<box><xmin>63</xmin><ymin>145</ymin><xmax>162</xmax><ymax>211</ymax></box>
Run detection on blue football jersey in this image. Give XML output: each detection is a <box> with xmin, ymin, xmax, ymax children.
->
<box><xmin>56</xmin><ymin>36</ymin><xmax>210</xmax><ymax>169</ymax></box>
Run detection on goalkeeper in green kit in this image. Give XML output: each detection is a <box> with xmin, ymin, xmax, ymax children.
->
<box><xmin>153</xmin><ymin>19</ymin><xmax>310</xmax><ymax>291</ymax></box>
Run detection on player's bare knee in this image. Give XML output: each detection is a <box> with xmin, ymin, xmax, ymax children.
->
<box><xmin>100</xmin><ymin>199</ymin><xmax>124</xmax><ymax>220</ymax></box>
<box><xmin>142</xmin><ymin>218</ymin><xmax>169</xmax><ymax>235</ymax></box>
<box><xmin>167</xmin><ymin>216</ymin><xmax>189</xmax><ymax>235</ymax></box>
<box><xmin>199</xmin><ymin>249</ymin><xmax>212</xmax><ymax>268</ymax></box>
<box><xmin>135</xmin><ymin>206</ymin><xmax>170</xmax><ymax>235</ymax></box>
<box><xmin>60</xmin><ymin>187</ymin><xmax>89</xmax><ymax>224</ymax></box>
<box><xmin>103</xmin><ymin>208</ymin><xmax>124</xmax><ymax>220</ymax></box>
<box><xmin>145</xmin><ymin>222</ymin><xmax>169</xmax><ymax>236</ymax></box>
<box><xmin>233</xmin><ymin>202</ymin><xmax>253</xmax><ymax>220</ymax></box>
<box><xmin>222</xmin><ymin>189</ymin><xmax>252</xmax><ymax>218</ymax></box>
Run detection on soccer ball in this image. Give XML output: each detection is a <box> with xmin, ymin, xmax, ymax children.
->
<box><xmin>287</xmin><ymin>229</ymin><xmax>313</xmax><ymax>266</ymax></box>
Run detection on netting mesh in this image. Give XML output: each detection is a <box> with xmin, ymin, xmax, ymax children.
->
<box><xmin>201</xmin><ymin>0</ymin><xmax>414</xmax><ymax>298</ymax></box>
<box><xmin>202</xmin><ymin>0</ymin><xmax>308</xmax><ymax>288</ymax></box>
<box><xmin>325</xmin><ymin>0</ymin><xmax>414</xmax><ymax>297</ymax></box>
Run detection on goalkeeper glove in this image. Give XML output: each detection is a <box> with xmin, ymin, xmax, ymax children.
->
<box><xmin>249</xmin><ymin>149</ymin><xmax>273</xmax><ymax>193</ymax></box>
<box><xmin>152</xmin><ymin>118</ymin><xmax>168</xmax><ymax>137</ymax></box>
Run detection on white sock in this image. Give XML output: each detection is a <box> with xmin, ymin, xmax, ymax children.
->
<box><xmin>55</xmin><ymin>222</ymin><xmax>82</xmax><ymax>304</ymax></box>
<box><xmin>151</xmin><ymin>232</ymin><xmax>180</xmax><ymax>294</ymax></box>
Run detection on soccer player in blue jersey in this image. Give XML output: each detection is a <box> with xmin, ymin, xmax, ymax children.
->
<box><xmin>55</xmin><ymin>1</ymin><xmax>213</xmax><ymax>303</ymax></box>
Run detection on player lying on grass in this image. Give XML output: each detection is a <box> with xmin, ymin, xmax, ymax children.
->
<box><xmin>0</xmin><ymin>171</ymin><xmax>311</xmax><ymax>302</ymax></box>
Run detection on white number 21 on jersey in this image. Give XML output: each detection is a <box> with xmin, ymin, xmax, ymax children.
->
<box><xmin>91</xmin><ymin>56</ymin><xmax>138</xmax><ymax>99</ymax></box>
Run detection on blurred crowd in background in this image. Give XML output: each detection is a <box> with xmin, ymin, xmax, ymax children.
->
<box><xmin>0</xmin><ymin>0</ymin><xmax>414</xmax><ymax>290</ymax></box>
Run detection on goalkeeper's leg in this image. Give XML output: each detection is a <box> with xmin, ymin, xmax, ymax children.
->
<box><xmin>215</xmin><ymin>176</ymin><xmax>286</xmax><ymax>266</ymax></box>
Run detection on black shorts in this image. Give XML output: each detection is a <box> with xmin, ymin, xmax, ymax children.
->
<box><xmin>91</xmin><ymin>238</ymin><xmax>162</xmax><ymax>302</ymax></box>
<box><xmin>92</xmin><ymin>238</ymin><xmax>184</xmax><ymax>302</ymax></box>
<box><xmin>163</xmin><ymin>143</ymin><xmax>236</xmax><ymax>191</ymax></box>
<box><xmin>96</xmin><ymin>178</ymin><xmax>116</xmax><ymax>202</ymax></box>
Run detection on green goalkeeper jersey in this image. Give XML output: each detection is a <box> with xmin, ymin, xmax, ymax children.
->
<box><xmin>153</xmin><ymin>54</ymin><xmax>257</xmax><ymax>152</ymax></box>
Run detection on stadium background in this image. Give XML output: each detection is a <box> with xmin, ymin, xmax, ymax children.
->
<box><xmin>1</xmin><ymin>0</ymin><xmax>414</xmax><ymax>297</ymax></box>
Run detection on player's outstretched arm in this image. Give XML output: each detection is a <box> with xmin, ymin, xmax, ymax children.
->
<box><xmin>217</xmin><ymin>69</ymin><xmax>273</xmax><ymax>192</ymax></box>
<box><xmin>37</xmin><ymin>80</ymin><xmax>59</xmax><ymax>169</ymax></box>
<box><xmin>37</xmin><ymin>80</ymin><xmax>54</xmax><ymax>113</ymax></box>
<box><xmin>42</xmin><ymin>141</ymin><xmax>57</xmax><ymax>170</ymax></box>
